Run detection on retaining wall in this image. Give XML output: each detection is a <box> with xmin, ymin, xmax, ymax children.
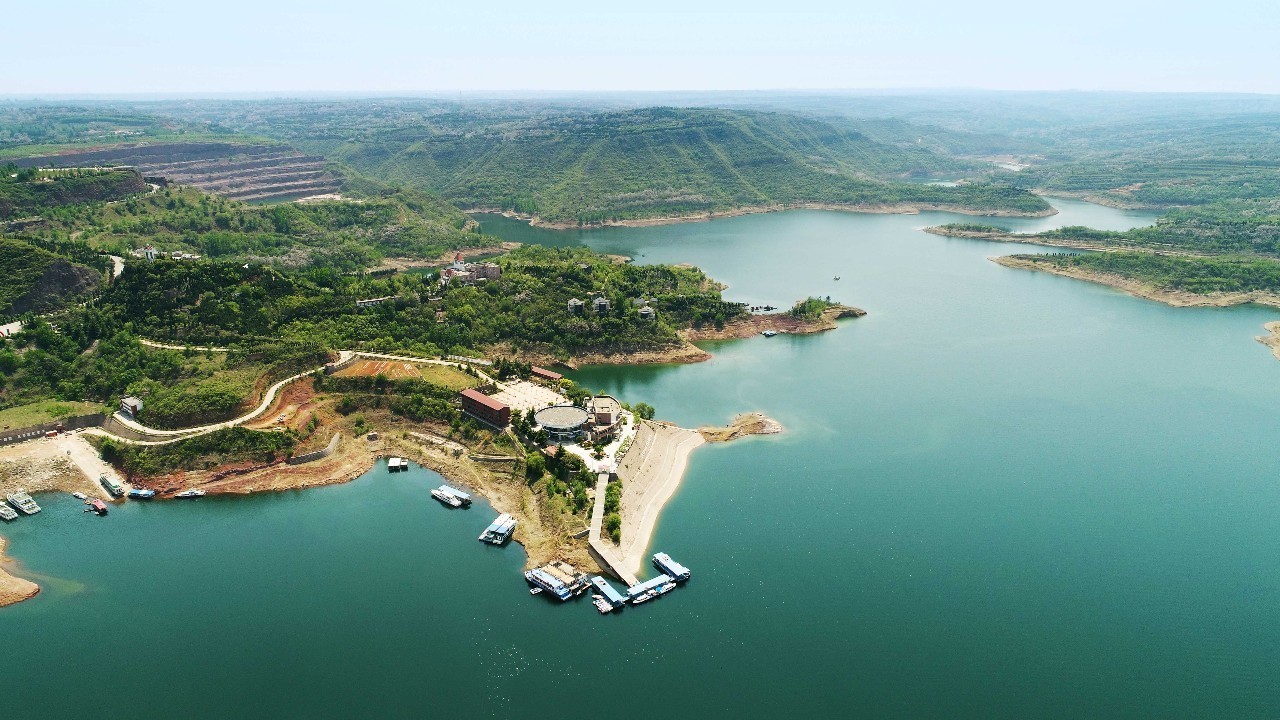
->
<box><xmin>287</xmin><ymin>432</ymin><xmax>341</xmax><ymax>465</ymax></box>
<box><xmin>0</xmin><ymin>413</ymin><xmax>107</xmax><ymax>446</ymax></box>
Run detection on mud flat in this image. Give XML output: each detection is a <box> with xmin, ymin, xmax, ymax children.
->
<box><xmin>700</xmin><ymin>412</ymin><xmax>783</xmax><ymax>442</ymax></box>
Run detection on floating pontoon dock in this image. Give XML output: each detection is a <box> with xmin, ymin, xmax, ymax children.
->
<box><xmin>590</xmin><ymin>576</ymin><xmax>627</xmax><ymax>610</ymax></box>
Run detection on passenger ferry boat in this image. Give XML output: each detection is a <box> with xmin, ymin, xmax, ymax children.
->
<box><xmin>174</xmin><ymin>489</ymin><xmax>206</xmax><ymax>499</ymax></box>
<box><xmin>0</xmin><ymin>503</ymin><xmax>17</xmax><ymax>521</ymax></box>
<box><xmin>5</xmin><ymin>491</ymin><xmax>41</xmax><ymax>515</ymax></box>
<box><xmin>128</xmin><ymin>488</ymin><xmax>156</xmax><ymax>500</ymax></box>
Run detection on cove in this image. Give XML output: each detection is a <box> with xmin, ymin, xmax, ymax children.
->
<box><xmin>4</xmin><ymin>199</ymin><xmax>1280</xmax><ymax>719</ymax></box>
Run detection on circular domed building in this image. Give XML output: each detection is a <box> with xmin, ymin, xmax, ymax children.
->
<box><xmin>534</xmin><ymin>405</ymin><xmax>590</xmax><ymax>441</ymax></box>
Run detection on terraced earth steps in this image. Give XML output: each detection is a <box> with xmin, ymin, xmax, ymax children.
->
<box><xmin>12</xmin><ymin>143</ymin><xmax>341</xmax><ymax>205</ymax></box>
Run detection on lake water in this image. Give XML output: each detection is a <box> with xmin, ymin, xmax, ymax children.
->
<box><xmin>4</xmin><ymin>199</ymin><xmax>1280</xmax><ymax>718</ymax></box>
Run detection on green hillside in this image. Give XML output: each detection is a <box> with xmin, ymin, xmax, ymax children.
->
<box><xmin>0</xmin><ymin>237</ymin><xmax>103</xmax><ymax>317</ymax></box>
<box><xmin>0</xmin><ymin>166</ymin><xmax>148</xmax><ymax>219</ymax></box>
<box><xmin>322</xmin><ymin>107</ymin><xmax>1051</xmax><ymax>224</ymax></box>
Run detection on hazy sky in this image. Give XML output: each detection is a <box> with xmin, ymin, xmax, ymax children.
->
<box><xmin>7</xmin><ymin>0</ymin><xmax>1279</xmax><ymax>95</ymax></box>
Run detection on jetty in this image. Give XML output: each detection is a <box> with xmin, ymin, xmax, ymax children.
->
<box><xmin>588</xmin><ymin>472</ymin><xmax>639</xmax><ymax>586</ymax></box>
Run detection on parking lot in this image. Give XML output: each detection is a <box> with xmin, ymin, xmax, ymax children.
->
<box><xmin>492</xmin><ymin>380</ymin><xmax>568</xmax><ymax>413</ymax></box>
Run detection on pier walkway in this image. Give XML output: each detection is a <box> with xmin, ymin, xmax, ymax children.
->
<box><xmin>588</xmin><ymin>472</ymin><xmax>638</xmax><ymax>587</ymax></box>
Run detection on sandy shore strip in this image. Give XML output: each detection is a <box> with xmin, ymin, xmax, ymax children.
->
<box><xmin>0</xmin><ymin>536</ymin><xmax>39</xmax><ymax>608</ymax></box>
<box><xmin>613</xmin><ymin>420</ymin><xmax>706</xmax><ymax>578</ymax></box>
<box><xmin>477</xmin><ymin>200</ymin><xmax>1055</xmax><ymax>230</ymax></box>
<box><xmin>992</xmin><ymin>256</ymin><xmax>1280</xmax><ymax>309</ymax></box>
<box><xmin>1256</xmin><ymin>322</ymin><xmax>1280</xmax><ymax>361</ymax></box>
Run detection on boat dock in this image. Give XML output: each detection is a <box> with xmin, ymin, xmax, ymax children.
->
<box><xmin>478</xmin><ymin>513</ymin><xmax>517</xmax><ymax>544</ymax></box>
<box><xmin>653</xmin><ymin>552</ymin><xmax>691</xmax><ymax>582</ymax></box>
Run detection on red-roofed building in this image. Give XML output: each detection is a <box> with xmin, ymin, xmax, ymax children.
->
<box><xmin>531</xmin><ymin>366</ymin><xmax>563</xmax><ymax>382</ymax></box>
<box><xmin>460</xmin><ymin>388</ymin><xmax>511</xmax><ymax>428</ymax></box>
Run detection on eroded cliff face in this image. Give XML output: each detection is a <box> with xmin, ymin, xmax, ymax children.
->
<box><xmin>10</xmin><ymin>259</ymin><xmax>101</xmax><ymax>315</ymax></box>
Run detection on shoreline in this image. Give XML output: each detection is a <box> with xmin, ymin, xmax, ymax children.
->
<box><xmin>992</xmin><ymin>255</ymin><xmax>1280</xmax><ymax>309</ymax></box>
<box><xmin>613</xmin><ymin>421</ymin><xmax>706</xmax><ymax>578</ymax></box>
<box><xmin>473</xmin><ymin>201</ymin><xmax>1056</xmax><ymax>230</ymax></box>
<box><xmin>1257</xmin><ymin>322</ymin><xmax>1280</xmax><ymax>361</ymax></box>
<box><xmin>500</xmin><ymin>305</ymin><xmax>867</xmax><ymax>370</ymax></box>
<box><xmin>0</xmin><ymin>536</ymin><xmax>39</xmax><ymax>608</ymax></box>
<box><xmin>0</xmin><ymin>437</ymin><xmax>119</xmax><ymax>608</ymax></box>
<box><xmin>925</xmin><ymin>226</ymin><xmax>1208</xmax><ymax>257</ymax></box>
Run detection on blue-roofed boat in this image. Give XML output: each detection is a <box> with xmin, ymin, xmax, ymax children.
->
<box><xmin>128</xmin><ymin>488</ymin><xmax>156</xmax><ymax>500</ymax></box>
<box><xmin>478</xmin><ymin>513</ymin><xmax>517</xmax><ymax>544</ymax></box>
<box><xmin>652</xmin><ymin>552</ymin><xmax>691</xmax><ymax>582</ymax></box>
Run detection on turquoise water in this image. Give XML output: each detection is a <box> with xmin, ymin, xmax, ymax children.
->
<box><xmin>5</xmin><ymin>199</ymin><xmax>1280</xmax><ymax>718</ymax></box>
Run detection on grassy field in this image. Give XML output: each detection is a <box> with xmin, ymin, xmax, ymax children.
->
<box><xmin>0</xmin><ymin>400</ymin><xmax>106</xmax><ymax>430</ymax></box>
<box><xmin>333</xmin><ymin>359</ymin><xmax>479</xmax><ymax>391</ymax></box>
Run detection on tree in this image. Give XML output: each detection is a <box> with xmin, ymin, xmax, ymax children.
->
<box><xmin>525</xmin><ymin>451</ymin><xmax>546</xmax><ymax>481</ymax></box>
<box><xmin>633</xmin><ymin>402</ymin><xmax>655</xmax><ymax>420</ymax></box>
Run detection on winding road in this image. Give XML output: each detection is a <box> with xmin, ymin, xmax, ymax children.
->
<box><xmin>90</xmin><ymin>346</ymin><xmax>496</xmax><ymax>446</ymax></box>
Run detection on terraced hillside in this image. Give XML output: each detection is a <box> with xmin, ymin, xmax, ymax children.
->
<box><xmin>11</xmin><ymin>143</ymin><xmax>341</xmax><ymax>203</ymax></box>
